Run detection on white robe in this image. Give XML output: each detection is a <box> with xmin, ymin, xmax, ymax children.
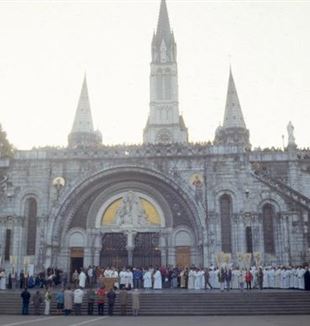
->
<box><xmin>143</xmin><ymin>271</ymin><xmax>152</xmax><ymax>289</ymax></box>
<box><xmin>153</xmin><ymin>270</ymin><xmax>162</xmax><ymax>289</ymax></box>
<box><xmin>298</xmin><ymin>268</ymin><xmax>305</xmax><ymax>289</ymax></box>
<box><xmin>79</xmin><ymin>271</ymin><xmax>86</xmax><ymax>288</ymax></box>
<box><xmin>232</xmin><ymin>270</ymin><xmax>239</xmax><ymax>289</ymax></box>
<box><xmin>200</xmin><ymin>270</ymin><xmax>205</xmax><ymax>289</ymax></box>
<box><xmin>188</xmin><ymin>270</ymin><xmax>195</xmax><ymax>289</ymax></box>
<box><xmin>119</xmin><ymin>271</ymin><xmax>126</xmax><ymax>285</ymax></box>
<box><xmin>268</xmin><ymin>269</ymin><xmax>275</xmax><ymax>288</ymax></box>
<box><xmin>275</xmin><ymin>269</ymin><xmax>281</xmax><ymax>288</ymax></box>
<box><xmin>263</xmin><ymin>269</ymin><xmax>268</xmax><ymax>289</ymax></box>
<box><xmin>194</xmin><ymin>271</ymin><xmax>201</xmax><ymax>290</ymax></box>
<box><xmin>0</xmin><ymin>276</ymin><xmax>6</xmax><ymax>290</ymax></box>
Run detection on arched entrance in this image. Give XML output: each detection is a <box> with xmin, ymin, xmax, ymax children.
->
<box><xmin>49</xmin><ymin>167</ymin><xmax>203</xmax><ymax>271</ymax></box>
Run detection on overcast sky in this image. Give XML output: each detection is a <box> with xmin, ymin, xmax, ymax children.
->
<box><xmin>0</xmin><ymin>0</ymin><xmax>309</xmax><ymax>150</ymax></box>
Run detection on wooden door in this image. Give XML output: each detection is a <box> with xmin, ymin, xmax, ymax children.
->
<box><xmin>176</xmin><ymin>246</ymin><xmax>191</xmax><ymax>268</ymax></box>
<box><xmin>70</xmin><ymin>247</ymin><xmax>84</xmax><ymax>276</ymax></box>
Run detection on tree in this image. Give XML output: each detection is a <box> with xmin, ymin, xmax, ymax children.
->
<box><xmin>0</xmin><ymin>124</ymin><xmax>14</xmax><ymax>158</ymax></box>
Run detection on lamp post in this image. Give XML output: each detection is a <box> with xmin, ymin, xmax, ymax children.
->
<box><xmin>52</xmin><ymin>177</ymin><xmax>65</xmax><ymax>201</ymax></box>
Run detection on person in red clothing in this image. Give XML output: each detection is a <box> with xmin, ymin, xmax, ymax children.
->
<box><xmin>96</xmin><ymin>285</ymin><xmax>106</xmax><ymax>315</ymax></box>
<box><xmin>245</xmin><ymin>270</ymin><xmax>253</xmax><ymax>290</ymax></box>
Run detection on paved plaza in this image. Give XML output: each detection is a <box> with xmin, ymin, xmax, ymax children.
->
<box><xmin>0</xmin><ymin>316</ymin><xmax>310</xmax><ymax>326</ymax></box>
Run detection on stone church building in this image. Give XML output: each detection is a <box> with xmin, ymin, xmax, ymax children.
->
<box><xmin>1</xmin><ymin>0</ymin><xmax>310</xmax><ymax>274</ymax></box>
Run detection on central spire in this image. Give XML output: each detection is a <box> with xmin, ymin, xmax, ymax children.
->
<box><xmin>143</xmin><ymin>0</ymin><xmax>188</xmax><ymax>144</ymax></box>
<box><xmin>156</xmin><ymin>0</ymin><xmax>171</xmax><ymax>40</ymax></box>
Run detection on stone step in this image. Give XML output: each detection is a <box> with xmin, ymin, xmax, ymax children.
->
<box><xmin>1</xmin><ymin>290</ymin><xmax>309</xmax><ymax>316</ymax></box>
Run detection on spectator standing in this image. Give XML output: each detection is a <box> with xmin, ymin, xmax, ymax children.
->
<box><xmin>64</xmin><ymin>286</ymin><xmax>73</xmax><ymax>316</ymax></box>
<box><xmin>245</xmin><ymin>270</ymin><xmax>253</xmax><ymax>290</ymax></box>
<box><xmin>56</xmin><ymin>289</ymin><xmax>64</xmax><ymax>314</ymax></box>
<box><xmin>87</xmin><ymin>288</ymin><xmax>96</xmax><ymax>315</ymax></box>
<box><xmin>107</xmin><ymin>288</ymin><xmax>116</xmax><ymax>316</ymax></box>
<box><xmin>32</xmin><ymin>290</ymin><xmax>43</xmax><ymax>315</ymax></box>
<box><xmin>96</xmin><ymin>285</ymin><xmax>106</xmax><ymax>315</ymax></box>
<box><xmin>131</xmin><ymin>288</ymin><xmax>140</xmax><ymax>316</ymax></box>
<box><xmin>73</xmin><ymin>286</ymin><xmax>84</xmax><ymax>315</ymax></box>
<box><xmin>20</xmin><ymin>288</ymin><xmax>31</xmax><ymax>315</ymax></box>
<box><xmin>44</xmin><ymin>288</ymin><xmax>52</xmax><ymax>315</ymax></box>
<box><xmin>119</xmin><ymin>288</ymin><xmax>128</xmax><ymax>316</ymax></box>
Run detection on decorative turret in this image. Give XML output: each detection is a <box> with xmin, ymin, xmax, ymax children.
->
<box><xmin>214</xmin><ymin>68</ymin><xmax>250</xmax><ymax>149</ymax></box>
<box><xmin>144</xmin><ymin>0</ymin><xmax>188</xmax><ymax>144</ymax></box>
<box><xmin>68</xmin><ymin>75</ymin><xmax>102</xmax><ymax>148</ymax></box>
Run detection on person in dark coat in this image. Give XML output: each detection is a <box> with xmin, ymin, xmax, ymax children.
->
<box><xmin>19</xmin><ymin>271</ymin><xmax>25</xmax><ymax>289</ymax></box>
<box><xmin>107</xmin><ymin>288</ymin><xmax>116</xmax><ymax>316</ymax></box>
<box><xmin>257</xmin><ymin>267</ymin><xmax>264</xmax><ymax>290</ymax></box>
<box><xmin>21</xmin><ymin>288</ymin><xmax>31</xmax><ymax>315</ymax></box>
<box><xmin>304</xmin><ymin>266</ymin><xmax>310</xmax><ymax>291</ymax></box>
<box><xmin>32</xmin><ymin>290</ymin><xmax>43</xmax><ymax>315</ymax></box>
<box><xmin>87</xmin><ymin>288</ymin><xmax>96</xmax><ymax>315</ymax></box>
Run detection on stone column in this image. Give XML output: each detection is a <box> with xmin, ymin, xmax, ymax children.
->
<box><xmin>126</xmin><ymin>231</ymin><xmax>136</xmax><ymax>266</ymax></box>
<box><xmin>191</xmin><ymin>247</ymin><xmax>198</xmax><ymax>266</ymax></box>
<box><xmin>94</xmin><ymin>248</ymin><xmax>101</xmax><ymax>267</ymax></box>
<box><xmin>167</xmin><ymin>247</ymin><xmax>176</xmax><ymax>266</ymax></box>
<box><xmin>166</xmin><ymin>232</ymin><xmax>175</xmax><ymax>266</ymax></box>
<box><xmin>203</xmin><ymin>230</ymin><xmax>209</xmax><ymax>267</ymax></box>
<box><xmin>127</xmin><ymin>246</ymin><xmax>134</xmax><ymax>266</ymax></box>
<box><xmin>84</xmin><ymin>247</ymin><xmax>92</xmax><ymax>267</ymax></box>
<box><xmin>159</xmin><ymin>233</ymin><xmax>167</xmax><ymax>266</ymax></box>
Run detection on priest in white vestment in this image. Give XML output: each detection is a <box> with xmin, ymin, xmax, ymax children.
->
<box><xmin>153</xmin><ymin>269</ymin><xmax>162</xmax><ymax>289</ymax></box>
<box><xmin>143</xmin><ymin>270</ymin><xmax>152</xmax><ymax>289</ymax></box>
<box><xmin>79</xmin><ymin>270</ymin><xmax>86</xmax><ymax>289</ymax></box>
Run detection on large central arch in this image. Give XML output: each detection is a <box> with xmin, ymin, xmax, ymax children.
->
<box><xmin>46</xmin><ymin>165</ymin><xmax>204</xmax><ymax>269</ymax></box>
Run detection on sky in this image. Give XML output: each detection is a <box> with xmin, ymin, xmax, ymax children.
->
<box><xmin>0</xmin><ymin>0</ymin><xmax>310</xmax><ymax>150</ymax></box>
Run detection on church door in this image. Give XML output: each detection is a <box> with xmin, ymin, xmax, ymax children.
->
<box><xmin>176</xmin><ymin>246</ymin><xmax>191</xmax><ymax>268</ymax></box>
<box><xmin>100</xmin><ymin>233</ymin><xmax>128</xmax><ymax>268</ymax></box>
<box><xmin>70</xmin><ymin>247</ymin><xmax>84</xmax><ymax>276</ymax></box>
<box><xmin>133</xmin><ymin>233</ymin><xmax>161</xmax><ymax>267</ymax></box>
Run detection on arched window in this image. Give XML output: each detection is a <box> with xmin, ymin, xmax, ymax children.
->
<box><xmin>25</xmin><ymin>197</ymin><xmax>37</xmax><ymax>255</ymax></box>
<box><xmin>220</xmin><ymin>194</ymin><xmax>232</xmax><ymax>253</ymax></box>
<box><xmin>245</xmin><ymin>226</ymin><xmax>253</xmax><ymax>253</ymax></box>
<box><xmin>262</xmin><ymin>203</ymin><xmax>275</xmax><ymax>255</ymax></box>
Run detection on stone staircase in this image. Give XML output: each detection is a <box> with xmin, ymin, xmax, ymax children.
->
<box><xmin>251</xmin><ymin>171</ymin><xmax>310</xmax><ymax>211</ymax></box>
<box><xmin>1</xmin><ymin>290</ymin><xmax>310</xmax><ymax>315</ymax></box>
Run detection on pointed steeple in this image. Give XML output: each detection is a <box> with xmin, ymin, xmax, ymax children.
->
<box><xmin>144</xmin><ymin>0</ymin><xmax>188</xmax><ymax>144</ymax></box>
<box><xmin>68</xmin><ymin>75</ymin><xmax>101</xmax><ymax>148</ymax></box>
<box><xmin>71</xmin><ymin>75</ymin><xmax>94</xmax><ymax>134</ymax></box>
<box><xmin>223</xmin><ymin>68</ymin><xmax>246</xmax><ymax>129</ymax></box>
<box><xmin>152</xmin><ymin>0</ymin><xmax>176</xmax><ymax>63</ymax></box>
<box><xmin>156</xmin><ymin>0</ymin><xmax>171</xmax><ymax>41</ymax></box>
<box><xmin>214</xmin><ymin>68</ymin><xmax>250</xmax><ymax>149</ymax></box>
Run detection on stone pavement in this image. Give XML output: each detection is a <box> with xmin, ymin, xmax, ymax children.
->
<box><xmin>0</xmin><ymin>316</ymin><xmax>310</xmax><ymax>326</ymax></box>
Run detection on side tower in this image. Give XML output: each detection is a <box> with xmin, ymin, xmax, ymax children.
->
<box><xmin>214</xmin><ymin>68</ymin><xmax>250</xmax><ymax>148</ymax></box>
<box><xmin>143</xmin><ymin>0</ymin><xmax>188</xmax><ymax>144</ymax></box>
<box><xmin>68</xmin><ymin>75</ymin><xmax>102</xmax><ymax>148</ymax></box>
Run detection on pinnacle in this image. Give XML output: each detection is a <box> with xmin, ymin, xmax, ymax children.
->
<box><xmin>223</xmin><ymin>69</ymin><xmax>246</xmax><ymax>129</ymax></box>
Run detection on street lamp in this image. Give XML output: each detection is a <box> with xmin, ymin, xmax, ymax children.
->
<box><xmin>52</xmin><ymin>177</ymin><xmax>65</xmax><ymax>200</ymax></box>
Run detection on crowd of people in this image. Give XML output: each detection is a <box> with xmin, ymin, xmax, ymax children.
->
<box><xmin>2</xmin><ymin>264</ymin><xmax>310</xmax><ymax>293</ymax></box>
<box><xmin>20</xmin><ymin>285</ymin><xmax>139</xmax><ymax>316</ymax></box>
<box><xmin>2</xmin><ymin>264</ymin><xmax>308</xmax><ymax>316</ymax></box>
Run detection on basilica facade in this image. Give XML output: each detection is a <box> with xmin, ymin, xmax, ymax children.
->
<box><xmin>1</xmin><ymin>0</ymin><xmax>310</xmax><ymax>274</ymax></box>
